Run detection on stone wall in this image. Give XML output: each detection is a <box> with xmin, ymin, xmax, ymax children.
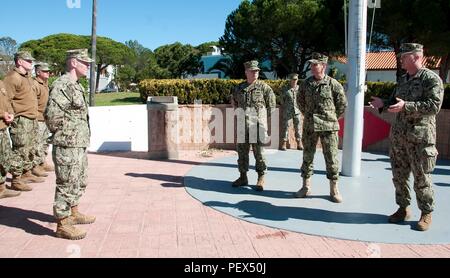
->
<box><xmin>176</xmin><ymin>104</ymin><xmax>450</xmax><ymax>159</ymax></box>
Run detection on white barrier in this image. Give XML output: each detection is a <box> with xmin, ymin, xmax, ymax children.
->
<box><xmin>88</xmin><ymin>105</ymin><xmax>148</xmax><ymax>152</ymax></box>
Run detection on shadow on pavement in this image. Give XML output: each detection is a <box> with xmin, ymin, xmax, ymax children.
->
<box><xmin>0</xmin><ymin>206</ymin><xmax>54</xmax><ymax>236</ymax></box>
<box><xmin>204</xmin><ymin>200</ymin><xmax>392</xmax><ymax>225</ymax></box>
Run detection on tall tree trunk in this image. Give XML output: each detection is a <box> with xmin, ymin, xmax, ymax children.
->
<box><xmin>89</xmin><ymin>0</ymin><xmax>97</xmax><ymax>106</ymax></box>
<box><xmin>95</xmin><ymin>63</ymin><xmax>102</xmax><ymax>93</ymax></box>
<box><xmin>439</xmin><ymin>53</ymin><xmax>449</xmax><ymax>83</ymax></box>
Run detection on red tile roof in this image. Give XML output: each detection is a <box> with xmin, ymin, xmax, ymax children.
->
<box><xmin>333</xmin><ymin>51</ymin><xmax>442</xmax><ymax>70</ymax></box>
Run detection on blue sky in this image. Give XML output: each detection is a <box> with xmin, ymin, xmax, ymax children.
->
<box><xmin>0</xmin><ymin>0</ymin><xmax>243</xmax><ymax>50</ymax></box>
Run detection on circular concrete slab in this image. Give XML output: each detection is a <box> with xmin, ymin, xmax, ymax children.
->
<box><xmin>184</xmin><ymin>150</ymin><xmax>450</xmax><ymax>244</ymax></box>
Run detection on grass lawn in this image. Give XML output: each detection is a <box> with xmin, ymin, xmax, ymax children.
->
<box><xmin>93</xmin><ymin>92</ymin><xmax>144</xmax><ymax>107</ymax></box>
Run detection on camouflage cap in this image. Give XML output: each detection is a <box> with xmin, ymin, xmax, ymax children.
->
<box><xmin>288</xmin><ymin>73</ymin><xmax>299</xmax><ymax>80</ymax></box>
<box><xmin>308</xmin><ymin>52</ymin><xmax>328</xmax><ymax>64</ymax></box>
<box><xmin>399</xmin><ymin>43</ymin><xmax>423</xmax><ymax>56</ymax></box>
<box><xmin>244</xmin><ymin>60</ymin><xmax>260</xmax><ymax>71</ymax></box>
<box><xmin>66</xmin><ymin>49</ymin><xmax>93</xmax><ymax>63</ymax></box>
<box><xmin>14</xmin><ymin>51</ymin><xmax>35</xmax><ymax>61</ymax></box>
<box><xmin>35</xmin><ymin>62</ymin><xmax>51</xmax><ymax>71</ymax></box>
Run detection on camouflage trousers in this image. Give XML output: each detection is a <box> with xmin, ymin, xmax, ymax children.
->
<box><xmin>237</xmin><ymin>143</ymin><xmax>267</xmax><ymax>174</ymax></box>
<box><xmin>0</xmin><ymin>128</ymin><xmax>23</xmax><ymax>183</ymax></box>
<box><xmin>281</xmin><ymin>113</ymin><xmax>302</xmax><ymax>141</ymax></box>
<box><xmin>34</xmin><ymin>121</ymin><xmax>50</xmax><ymax>166</ymax></box>
<box><xmin>301</xmin><ymin>130</ymin><xmax>339</xmax><ymax>180</ymax></box>
<box><xmin>53</xmin><ymin>147</ymin><xmax>88</xmax><ymax>219</ymax></box>
<box><xmin>390</xmin><ymin>137</ymin><xmax>437</xmax><ymax>214</ymax></box>
<box><xmin>9</xmin><ymin>116</ymin><xmax>39</xmax><ymax>176</ymax></box>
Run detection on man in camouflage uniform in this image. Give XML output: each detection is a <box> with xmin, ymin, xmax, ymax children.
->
<box><xmin>0</xmin><ymin>80</ymin><xmax>21</xmax><ymax>199</ymax></box>
<box><xmin>45</xmin><ymin>49</ymin><xmax>95</xmax><ymax>240</ymax></box>
<box><xmin>3</xmin><ymin>51</ymin><xmax>45</xmax><ymax>192</ymax></box>
<box><xmin>294</xmin><ymin>53</ymin><xmax>347</xmax><ymax>203</ymax></box>
<box><xmin>280</xmin><ymin>73</ymin><xmax>303</xmax><ymax>151</ymax></box>
<box><xmin>231</xmin><ymin>60</ymin><xmax>276</xmax><ymax>191</ymax></box>
<box><xmin>370</xmin><ymin>43</ymin><xmax>444</xmax><ymax>231</ymax></box>
<box><xmin>32</xmin><ymin>62</ymin><xmax>54</xmax><ymax>175</ymax></box>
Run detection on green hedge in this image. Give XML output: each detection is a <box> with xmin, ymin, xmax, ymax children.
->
<box><xmin>139</xmin><ymin>79</ymin><xmax>450</xmax><ymax>108</ymax></box>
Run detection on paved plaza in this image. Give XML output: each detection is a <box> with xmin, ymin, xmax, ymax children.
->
<box><xmin>1</xmin><ymin>150</ymin><xmax>450</xmax><ymax>258</ymax></box>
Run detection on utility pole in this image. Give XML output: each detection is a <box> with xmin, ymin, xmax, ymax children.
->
<box><xmin>89</xmin><ymin>0</ymin><xmax>97</xmax><ymax>106</ymax></box>
<box><xmin>342</xmin><ymin>0</ymin><xmax>368</xmax><ymax>177</ymax></box>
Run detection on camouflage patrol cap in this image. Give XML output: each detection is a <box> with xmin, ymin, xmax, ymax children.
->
<box><xmin>66</xmin><ymin>49</ymin><xmax>93</xmax><ymax>63</ymax></box>
<box><xmin>244</xmin><ymin>60</ymin><xmax>260</xmax><ymax>71</ymax></box>
<box><xmin>288</xmin><ymin>73</ymin><xmax>299</xmax><ymax>80</ymax></box>
<box><xmin>14</xmin><ymin>51</ymin><xmax>35</xmax><ymax>61</ymax></box>
<box><xmin>308</xmin><ymin>52</ymin><xmax>328</xmax><ymax>64</ymax></box>
<box><xmin>399</xmin><ymin>43</ymin><xmax>423</xmax><ymax>56</ymax></box>
<box><xmin>35</xmin><ymin>62</ymin><xmax>51</xmax><ymax>71</ymax></box>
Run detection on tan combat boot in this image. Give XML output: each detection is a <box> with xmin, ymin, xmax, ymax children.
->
<box><xmin>296</xmin><ymin>139</ymin><xmax>303</xmax><ymax>150</ymax></box>
<box><xmin>55</xmin><ymin>217</ymin><xmax>87</xmax><ymax>240</ymax></box>
<box><xmin>416</xmin><ymin>212</ymin><xmax>432</xmax><ymax>231</ymax></box>
<box><xmin>21</xmin><ymin>171</ymin><xmax>45</xmax><ymax>183</ymax></box>
<box><xmin>232</xmin><ymin>172</ymin><xmax>248</xmax><ymax>187</ymax></box>
<box><xmin>330</xmin><ymin>180</ymin><xmax>343</xmax><ymax>203</ymax></box>
<box><xmin>0</xmin><ymin>183</ymin><xmax>21</xmax><ymax>199</ymax></box>
<box><xmin>32</xmin><ymin>165</ymin><xmax>48</xmax><ymax>177</ymax></box>
<box><xmin>68</xmin><ymin>206</ymin><xmax>96</xmax><ymax>225</ymax></box>
<box><xmin>279</xmin><ymin>141</ymin><xmax>287</xmax><ymax>151</ymax></box>
<box><xmin>255</xmin><ymin>172</ymin><xmax>265</xmax><ymax>191</ymax></box>
<box><xmin>294</xmin><ymin>178</ymin><xmax>311</xmax><ymax>198</ymax></box>
<box><xmin>388</xmin><ymin>207</ymin><xmax>411</xmax><ymax>223</ymax></box>
<box><xmin>11</xmin><ymin>176</ymin><xmax>33</xmax><ymax>191</ymax></box>
<box><xmin>42</xmin><ymin>162</ymin><xmax>54</xmax><ymax>172</ymax></box>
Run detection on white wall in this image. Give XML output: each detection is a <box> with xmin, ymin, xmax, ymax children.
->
<box><xmin>88</xmin><ymin>105</ymin><xmax>148</xmax><ymax>152</ymax></box>
<box><xmin>366</xmin><ymin>70</ymin><xmax>397</xmax><ymax>82</ymax></box>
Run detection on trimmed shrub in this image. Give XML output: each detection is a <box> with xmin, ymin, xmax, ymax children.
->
<box><xmin>139</xmin><ymin>79</ymin><xmax>450</xmax><ymax>108</ymax></box>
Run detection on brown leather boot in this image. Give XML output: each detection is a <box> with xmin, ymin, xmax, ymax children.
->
<box><xmin>68</xmin><ymin>206</ymin><xmax>96</xmax><ymax>225</ymax></box>
<box><xmin>255</xmin><ymin>172</ymin><xmax>265</xmax><ymax>191</ymax></box>
<box><xmin>416</xmin><ymin>212</ymin><xmax>432</xmax><ymax>231</ymax></box>
<box><xmin>11</xmin><ymin>176</ymin><xmax>33</xmax><ymax>191</ymax></box>
<box><xmin>296</xmin><ymin>139</ymin><xmax>303</xmax><ymax>150</ymax></box>
<box><xmin>279</xmin><ymin>141</ymin><xmax>287</xmax><ymax>151</ymax></box>
<box><xmin>21</xmin><ymin>171</ymin><xmax>45</xmax><ymax>183</ymax></box>
<box><xmin>0</xmin><ymin>183</ymin><xmax>21</xmax><ymax>199</ymax></box>
<box><xmin>42</xmin><ymin>162</ymin><xmax>54</xmax><ymax>172</ymax></box>
<box><xmin>55</xmin><ymin>217</ymin><xmax>87</xmax><ymax>240</ymax></box>
<box><xmin>232</xmin><ymin>172</ymin><xmax>248</xmax><ymax>187</ymax></box>
<box><xmin>294</xmin><ymin>178</ymin><xmax>311</xmax><ymax>198</ymax></box>
<box><xmin>388</xmin><ymin>207</ymin><xmax>411</xmax><ymax>223</ymax></box>
<box><xmin>32</xmin><ymin>166</ymin><xmax>48</xmax><ymax>177</ymax></box>
<box><xmin>330</xmin><ymin>180</ymin><xmax>343</xmax><ymax>203</ymax></box>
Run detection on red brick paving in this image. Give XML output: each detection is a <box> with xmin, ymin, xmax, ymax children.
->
<box><xmin>0</xmin><ymin>150</ymin><xmax>449</xmax><ymax>258</ymax></box>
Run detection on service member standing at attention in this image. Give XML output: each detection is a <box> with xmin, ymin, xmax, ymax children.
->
<box><xmin>45</xmin><ymin>49</ymin><xmax>95</xmax><ymax>240</ymax></box>
<box><xmin>231</xmin><ymin>60</ymin><xmax>276</xmax><ymax>191</ymax></box>
<box><xmin>0</xmin><ymin>80</ymin><xmax>21</xmax><ymax>199</ymax></box>
<box><xmin>369</xmin><ymin>43</ymin><xmax>444</xmax><ymax>231</ymax></box>
<box><xmin>294</xmin><ymin>53</ymin><xmax>347</xmax><ymax>203</ymax></box>
<box><xmin>280</xmin><ymin>73</ymin><xmax>303</xmax><ymax>151</ymax></box>
<box><xmin>32</xmin><ymin>62</ymin><xmax>54</xmax><ymax>174</ymax></box>
<box><xmin>3</xmin><ymin>51</ymin><xmax>45</xmax><ymax>192</ymax></box>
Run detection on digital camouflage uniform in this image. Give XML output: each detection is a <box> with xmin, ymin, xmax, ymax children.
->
<box><xmin>298</xmin><ymin>74</ymin><xmax>347</xmax><ymax>181</ymax></box>
<box><xmin>382</xmin><ymin>68</ymin><xmax>443</xmax><ymax>214</ymax></box>
<box><xmin>3</xmin><ymin>52</ymin><xmax>40</xmax><ymax>177</ymax></box>
<box><xmin>46</xmin><ymin>73</ymin><xmax>90</xmax><ymax>219</ymax></box>
<box><xmin>231</xmin><ymin>77</ymin><xmax>276</xmax><ymax>174</ymax></box>
<box><xmin>0</xmin><ymin>80</ymin><xmax>15</xmax><ymax>184</ymax></box>
<box><xmin>0</xmin><ymin>80</ymin><xmax>21</xmax><ymax>198</ymax></box>
<box><xmin>280</xmin><ymin>79</ymin><xmax>302</xmax><ymax>142</ymax></box>
<box><xmin>32</xmin><ymin>63</ymin><xmax>51</xmax><ymax>167</ymax></box>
